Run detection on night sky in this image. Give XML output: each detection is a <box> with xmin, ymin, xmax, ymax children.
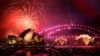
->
<box><xmin>0</xmin><ymin>0</ymin><xmax>100</xmax><ymax>37</ymax></box>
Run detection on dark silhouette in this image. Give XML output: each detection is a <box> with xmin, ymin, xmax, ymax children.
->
<box><xmin>19</xmin><ymin>28</ymin><xmax>31</xmax><ymax>38</ymax></box>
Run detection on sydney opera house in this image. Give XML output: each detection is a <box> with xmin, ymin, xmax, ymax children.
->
<box><xmin>0</xmin><ymin>0</ymin><xmax>100</xmax><ymax>56</ymax></box>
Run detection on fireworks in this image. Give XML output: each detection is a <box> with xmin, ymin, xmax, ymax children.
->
<box><xmin>76</xmin><ymin>34</ymin><xmax>94</xmax><ymax>45</ymax></box>
<box><xmin>1</xmin><ymin>0</ymin><xmax>44</xmax><ymax>36</ymax></box>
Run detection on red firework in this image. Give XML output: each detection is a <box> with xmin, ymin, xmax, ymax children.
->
<box><xmin>1</xmin><ymin>0</ymin><xmax>43</xmax><ymax>37</ymax></box>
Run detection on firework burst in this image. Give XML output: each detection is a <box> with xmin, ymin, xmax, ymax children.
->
<box><xmin>1</xmin><ymin>0</ymin><xmax>45</xmax><ymax>36</ymax></box>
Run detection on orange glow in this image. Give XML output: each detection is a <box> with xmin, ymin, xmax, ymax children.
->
<box><xmin>55</xmin><ymin>37</ymin><xmax>67</xmax><ymax>45</ymax></box>
<box><xmin>76</xmin><ymin>34</ymin><xmax>94</xmax><ymax>45</ymax></box>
